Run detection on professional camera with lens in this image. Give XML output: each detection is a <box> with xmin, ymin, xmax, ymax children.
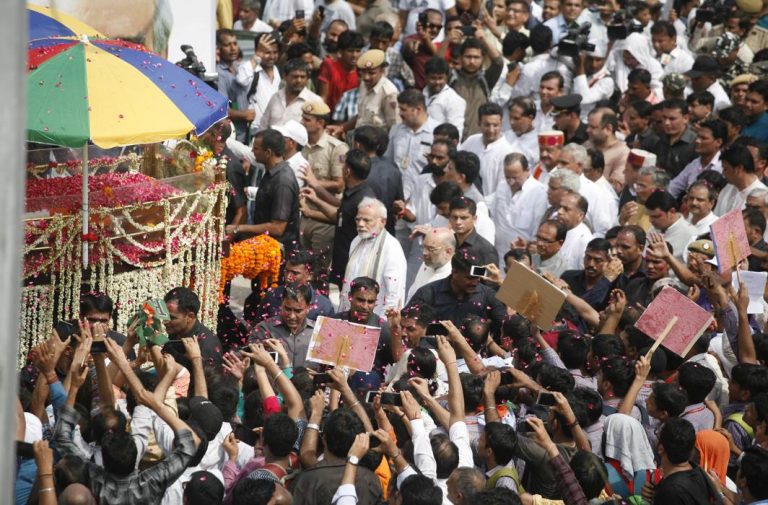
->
<box><xmin>606</xmin><ymin>12</ymin><xmax>644</xmax><ymax>40</ymax></box>
<box><xmin>695</xmin><ymin>0</ymin><xmax>731</xmax><ymax>23</ymax></box>
<box><xmin>557</xmin><ymin>22</ymin><xmax>595</xmax><ymax>58</ymax></box>
<box><xmin>176</xmin><ymin>44</ymin><xmax>207</xmax><ymax>79</ymax></box>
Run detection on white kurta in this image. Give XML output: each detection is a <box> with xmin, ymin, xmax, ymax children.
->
<box><xmin>407</xmin><ymin>261</ymin><xmax>452</xmax><ymax>302</ymax></box>
<box><xmin>459</xmin><ymin>134</ymin><xmax>514</xmax><ymax>202</ymax></box>
<box><xmin>560</xmin><ymin>221</ymin><xmax>594</xmax><ymax>271</ymax></box>
<box><xmin>579</xmin><ymin>174</ymin><xmax>618</xmax><ymax>237</ymax></box>
<box><xmin>491</xmin><ymin>176</ymin><xmax>548</xmax><ymax>261</ymax></box>
<box><xmin>714</xmin><ymin>179</ymin><xmax>767</xmax><ymax>216</ymax></box>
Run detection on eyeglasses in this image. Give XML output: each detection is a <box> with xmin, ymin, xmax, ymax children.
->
<box><xmin>426</xmin><ymin>23</ymin><xmax>443</xmax><ymax>30</ymax></box>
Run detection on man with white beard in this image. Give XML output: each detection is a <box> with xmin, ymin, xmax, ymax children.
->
<box><xmin>406</xmin><ymin>227</ymin><xmax>456</xmax><ymax>302</ymax></box>
<box><xmin>339</xmin><ymin>197</ymin><xmax>407</xmax><ymax>315</ymax></box>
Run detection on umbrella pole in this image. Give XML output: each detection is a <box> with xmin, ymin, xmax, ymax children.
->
<box><xmin>82</xmin><ymin>143</ymin><xmax>89</xmax><ymax>269</ymax></box>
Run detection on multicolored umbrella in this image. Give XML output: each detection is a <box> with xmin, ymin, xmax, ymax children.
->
<box><xmin>28</xmin><ymin>4</ymin><xmax>104</xmax><ymax>41</ymax></box>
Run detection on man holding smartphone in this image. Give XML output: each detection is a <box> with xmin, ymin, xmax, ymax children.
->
<box><xmin>161</xmin><ymin>288</ymin><xmax>223</xmax><ymax>371</ymax></box>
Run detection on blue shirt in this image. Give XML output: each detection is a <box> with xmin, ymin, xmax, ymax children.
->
<box><xmin>743</xmin><ymin>112</ymin><xmax>768</xmax><ymax>143</ymax></box>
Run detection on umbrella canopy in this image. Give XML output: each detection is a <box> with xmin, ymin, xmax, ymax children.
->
<box><xmin>28</xmin><ymin>4</ymin><xmax>104</xmax><ymax>41</ymax></box>
<box><xmin>28</xmin><ymin>37</ymin><xmax>228</xmax><ymax>148</ymax></box>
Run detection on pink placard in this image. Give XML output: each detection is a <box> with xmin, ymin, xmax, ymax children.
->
<box><xmin>306</xmin><ymin>316</ymin><xmax>381</xmax><ymax>371</ymax></box>
<box><xmin>710</xmin><ymin>208</ymin><xmax>751</xmax><ymax>273</ymax></box>
<box><xmin>634</xmin><ymin>287</ymin><xmax>713</xmax><ymax>357</ymax></box>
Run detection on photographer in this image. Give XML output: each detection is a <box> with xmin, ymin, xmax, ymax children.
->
<box><xmin>543</xmin><ymin>0</ymin><xmax>594</xmax><ymax>45</ymax></box>
<box><xmin>572</xmin><ymin>42</ymin><xmax>615</xmax><ymax>118</ymax></box>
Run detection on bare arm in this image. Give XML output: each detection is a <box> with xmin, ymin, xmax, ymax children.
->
<box><xmin>618</xmin><ymin>356</ymin><xmax>650</xmax><ymax>416</ymax></box>
<box><xmin>436</xmin><ymin>335</ymin><xmax>466</xmax><ymax>427</ymax></box>
<box><xmin>409</xmin><ymin>377</ymin><xmax>450</xmax><ymax>429</ymax></box>
<box><xmin>329</xmin><ymin>368</ymin><xmax>373</xmax><ymax>432</ymax></box>
<box><xmin>300</xmin><ymin>390</ymin><xmax>326</xmax><ymax>468</ymax></box>
<box><xmin>442</xmin><ymin>320</ymin><xmax>486</xmax><ymax>375</ymax></box>
<box><xmin>245</xmin><ymin>343</ymin><xmax>305</xmax><ymax>420</ymax></box>
<box><xmin>483</xmin><ymin>371</ymin><xmax>502</xmax><ymax>424</ymax></box>
<box><xmin>182</xmin><ymin>337</ymin><xmax>208</xmax><ymax>398</ymax></box>
<box><xmin>734</xmin><ymin>282</ymin><xmax>758</xmax><ymax>364</ymax></box>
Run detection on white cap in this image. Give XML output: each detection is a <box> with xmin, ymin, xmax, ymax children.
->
<box><xmin>274</xmin><ymin>120</ymin><xmax>308</xmax><ymax>147</ymax></box>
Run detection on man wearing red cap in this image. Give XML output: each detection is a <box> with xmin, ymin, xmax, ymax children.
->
<box><xmin>532</xmin><ymin>130</ymin><xmax>564</xmax><ymax>183</ymax></box>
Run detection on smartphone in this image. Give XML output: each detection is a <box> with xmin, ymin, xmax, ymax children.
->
<box><xmin>461</xmin><ymin>25</ymin><xmax>476</xmax><ymax>37</ymax></box>
<box><xmin>295</xmin><ymin>9</ymin><xmax>305</xmax><ymax>19</ymax></box>
<box><xmin>317</xmin><ymin>5</ymin><xmax>325</xmax><ymax>16</ymax></box>
<box><xmin>91</xmin><ymin>341</ymin><xmax>107</xmax><ymax>354</ymax></box>
<box><xmin>365</xmin><ymin>391</ymin><xmax>403</xmax><ymax>406</ymax></box>
<box><xmin>469</xmin><ymin>265</ymin><xmax>487</xmax><ymax>277</ymax></box>
<box><xmin>313</xmin><ymin>373</ymin><xmax>332</xmax><ymax>387</ymax></box>
<box><xmin>425</xmin><ymin>323</ymin><xmax>449</xmax><ymax>336</ymax></box>
<box><xmin>537</xmin><ymin>391</ymin><xmax>556</xmax><ymax>406</ymax></box>
<box><xmin>16</xmin><ymin>441</ymin><xmax>34</xmax><ymax>459</ymax></box>
<box><xmin>233</xmin><ymin>424</ymin><xmax>259</xmax><ymax>446</ymax></box>
<box><xmin>516</xmin><ymin>418</ymin><xmax>531</xmax><ymax>434</ymax></box>
<box><xmin>239</xmin><ymin>346</ymin><xmax>279</xmax><ymax>364</ymax></box>
<box><xmin>418</xmin><ymin>11</ymin><xmax>428</xmax><ymax>26</ymax></box>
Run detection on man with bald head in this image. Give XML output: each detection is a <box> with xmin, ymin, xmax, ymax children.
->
<box><xmin>59</xmin><ymin>484</ymin><xmax>96</xmax><ymax>505</ymax></box>
<box><xmin>407</xmin><ymin>227</ymin><xmax>456</xmax><ymax>302</ymax></box>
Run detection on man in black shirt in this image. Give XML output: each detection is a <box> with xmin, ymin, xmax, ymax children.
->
<box><xmin>552</xmin><ymin>94</ymin><xmax>588</xmax><ymax>145</ymax></box>
<box><xmin>449</xmin><ymin>196</ymin><xmax>498</xmax><ymax>268</ymax></box>
<box><xmin>654</xmin><ymin>99</ymin><xmax>697</xmax><ymax>179</ymax></box>
<box><xmin>162</xmin><ymin>287</ymin><xmax>223</xmax><ymax>371</ymax></box>
<box><xmin>226</xmin><ymin>128</ymin><xmax>300</xmax><ymax>249</ymax></box>
<box><xmin>560</xmin><ymin>238</ymin><xmax>614</xmax><ymax>311</ymax></box>
<box><xmin>301</xmin><ymin>149</ymin><xmax>376</xmax><ymax>287</ymax></box>
<box><xmin>200</xmin><ymin>120</ymin><xmax>247</xmax><ymax>226</ymax></box>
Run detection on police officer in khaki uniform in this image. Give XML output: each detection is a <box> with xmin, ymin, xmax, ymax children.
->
<box><xmin>299</xmin><ymin>100</ymin><xmax>349</xmax><ymax>267</ymax></box>
<box><xmin>329</xmin><ymin>49</ymin><xmax>401</xmax><ymax>138</ymax></box>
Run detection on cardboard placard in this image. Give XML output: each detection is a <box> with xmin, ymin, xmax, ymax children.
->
<box><xmin>710</xmin><ymin>208</ymin><xmax>751</xmax><ymax>274</ymax></box>
<box><xmin>306</xmin><ymin>316</ymin><xmax>381</xmax><ymax>372</ymax></box>
<box><xmin>496</xmin><ymin>260</ymin><xmax>567</xmax><ymax>330</ymax></box>
<box><xmin>634</xmin><ymin>286</ymin><xmax>714</xmax><ymax>357</ymax></box>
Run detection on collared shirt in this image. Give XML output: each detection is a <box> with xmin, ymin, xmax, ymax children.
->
<box><xmin>458</xmin><ymin>228</ymin><xmax>499</xmax><ymax>267</ymax></box>
<box><xmin>658</xmin><ymin>46</ymin><xmax>695</xmax><ymax>76</ymax></box>
<box><xmin>235</xmin><ymin>62</ymin><xmax>281</xmax><ymax>129</ymax></box>
<box><xmin>537</xmin><ymin>252</ymin><xmax>569</xmax><ymax>278</ymax></box>
<box><xmin>534</xmin><ymin>101</ymin><xmax>556</xmax><ymax>133</ymax></box>
<box><xmin>407</xmin><ymin>260</ymin><xmax>452</xmax><ymax>302</ymax></box>
<box><xmin>450</xmin><ymin>62</ymin><xmax>504</xmax><ymax>139</ymax></box>
<box><xmin>368</xmin><ymin>156</ymin><xmax>404</xmax><ymax>234</ymax></box>
<box><xmin>686</xmin><ymin>211</ymin><xmax>718</xmax><ymax>236</ymax></box>
<box><xmin>743</xmin><ymin>112</ymin><xmax>768</xmax><ymax>143</ymax></box>
<box><xmin>651</xmin><ymin>216</ymin><xmax>698</xmax><ymax>263</ymax></box>
<box><xmin>424</xmin><ymin>85</ymin><xmax>466</xmax><ymax>139</ymax></box>
<box><xmin>318</xmin><ymin>56</ymin><xmax>359</xmax><ymax>112</ymax></box>
<box><xmin>251</xmin><ymin>161</ymin><xmax>300</xmax><ymax>247</ymax></box>
<box><xmin>459</xmin><ymin>134</ymin><xmax>515</xmax><ymax>200</ymax></box>
<box><xmin>385</xmin><ymin>117</ymin><xmax>438</xmax><ymax>200</ymax></box>
<box><xmin>54</xmin><ymin>405</ymin><xmax>196</xmax><ymax>505</ymax></box>
<box><xmin>250</xmin><ymin>316</ymin><xmax>316</xmax><ymax>368</ymax></box>
<box><xmin>680</xmin><ymin>402</ymin><xmax>715</xmax><ymax>432</ymax></box>
<box><xmin>284</xmin><ymin>152</ymin><xmax>311</xmax><ymax>184</ymax></box>
<box><xmin>217</xmin><ymin>62</ymin><xmax>250</xmax><ymax>141</ymax></box>
<box><xmin>560</xmin><ymin>222</ymin><xmax>594</xmax><ymax>271</ymax></box>
<box><xmin>560</xmin><ymin>269</ymin><xmax>612</xmax><ymax>310</ymax></box>
<box><xmin>655</xmin><ymin>127</ymin><xmax>698</xmax><ymax>178</ymax></box>
<box><xmin>492</xmin><ymin>176</ymin><xmax>548</xmax><ymax>260</ymax></box>
<box><xmin>224</xmin><ymin>147</ymin><xmax>248</xmax><ymax>224</ymax></box>
<box><xmin>357</xmin><ymin>76</ymin><xmax>400</xmax><ymax>129</ymax></box>
<box><xmin>510</xmin><ymin>54</ymin><xmax>573</xmax><ymax>103</ymax></box>
<box><xmin>407</xmin><ymin>173</ymin><xmax>439</xmax><ymax>227</ymax></box>
<box><xmin>579</xmin><ymin>173</ymin><xmax>618</xmax><ymax>237</ymax></box>
<box><xmin>332</xmin><ymin>87</ymin><xmax>360</xmax><ymax>122</ymax></box>
<box><xmin>597</xmin><ymin>139</ymin><xmax>630</xmax><ymax>189</ymax></box>
<box><xmin>669</xmin><ymin>152</ymin><xmax>722</xmax><ymax>198</ymax></box>
<box><xmin>262</xmin><ymin>0</ymin><xmax>313</xmax><ymax>24</ymax></box>
<box><xmin>486</xmin><ymin>465</ymin><xmax>521</xmax><ymax>492</ymax></box>
<box><xmin>162</xmin><ymin>320</ymin><xmax>223</xmax><ymax>371</ymax></box>
<box><xmin>302</xmin><ymin>132</ymin><xmax>348</xmax><ymax>183</ymax></box>
<box><xmin>253</xmin><ymin>285</ymin><xmax>335</xmax><ymax>324</ymax></box>
<box><xmin>331</xmin><ymin>182</ymin><xmax>377</xmax><ymax>284</ymax></box>
<box><xmin>714</xmin><ymin>178</ymin><xmax>768</xmax><ymax>216</ymax></box>
<box><xmin>572</xmin><ymin>71</ymin><xmax>615</xmax><ymax>120</ymax></box>
<box><xmin>259</xmin><ymin>87</ymin><xmax>322</xmax><ymax>130</ymax></box>
<box><xmin>409</xmin><ymin>276</ymin><xmax>508</xmax><ymax>336</ymax></box>
<box><xmin>707</xmin><ymin>80</ymin><xmax>732</xmax><ymax>112</ymax></box>
<box><xmin>504</xmin><ymin>128</ymin><xmax>540</xmax><ymax>168</ymax></box>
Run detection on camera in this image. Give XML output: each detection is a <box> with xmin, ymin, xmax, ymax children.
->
<box><xmin>557</xmin><ymin>22</ymin><xmax>595</xmax><ymax>58</ymax></box>
<box><xmin>461</xmin><ymin>25</ymin><xmax>476</xmax><ymax>37</ymax></box>
<box><xmin>176</xmin><ymin>44</ymin><xmax>207</xmax><ymax>80</ymax></box>
<box><xmin>606</xmin><ymin>12</ymin><xmax>644</xmax><ymax>40</ymax></box>
<box><xmin>695</xmin><ymin>0</ymin><xmax>730</xmax><ymax>23</ymax></box>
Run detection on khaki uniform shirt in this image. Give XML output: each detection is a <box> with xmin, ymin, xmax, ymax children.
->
<box><xmin>303</xmin><ymin>132</ymin><xmax>348</xmax><ymax>182</ymax></box>
<box><xmin>357</xmin><ymin>76</ymin><xmax>400</xmax><ymax>130</ymax></box>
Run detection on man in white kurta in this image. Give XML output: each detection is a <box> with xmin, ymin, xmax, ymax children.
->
<box><xmin>339</xmin><ymin>197</ymin><xmax>407</xmax><ymax>315</ymax></box>
<box><xmin>459</xmin><ymin>105</ymin><xmax>514</xmax><ymax>203</ymax></box>
<box><xmin>407</xmin><ymin>227</ymin><xmax>456</xmax><ymax>302</ymax></box>
<box><xmin>558</xmin><ymin>192</ymin><xmax>595</xmax><ymax>271</ymax></box>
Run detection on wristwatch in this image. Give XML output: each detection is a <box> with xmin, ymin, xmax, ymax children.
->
<box><xmin>347</xmin><ymin>455</ymin><xmax>360</xmax><ymax>466</ymax></box>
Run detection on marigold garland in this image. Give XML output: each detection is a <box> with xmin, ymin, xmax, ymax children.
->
<box><xmin>219</xmin><ymin>235</ymin><xmax>282</xmax><ymax>303</ymax></box>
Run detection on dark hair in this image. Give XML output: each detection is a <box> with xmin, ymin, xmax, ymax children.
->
<box><xmin>461</xmin><ymin>314</ymin><xmax>490</xmax><ymax>352</ymax></box>
<box><xmin>101</xmin><ymin>431</ymin><xmax>138</xmax><ymax>477</ymax></box>
<box><xmin>231</xmin><ymin>479</ymin><xmax>275</xmax><ymax>505</ymax></box>
<box><xmin>461</xmin><ymin>372</ymin><xmax>485</xmax><ymax>411</ymax></box>
<box><xmin>732</xmin><ymin>363</ymin><xmax>768</xmax><ymax>398</ymax></box>
<box><xmin>744</xmin><ymin>208</ymin><xmax>767</xmax><ymax>235</ymax></box>
<box><xmin>216</xmin><ymin>28</ymin><xmax>236</xmax><ymax>45</ymax></box>
<box><xmin>370</xmin><ymin>20</ymin><xmax>395</xmax><ymax>41</ymax></box>
<box><xmin>474</xmin><ymin>488</ymin><xmax>523</xmax><ymax>505</ymax></box>
<box><xmin>502</xmin><ymin>315</ymin><xmax>533</xmax><ymax>341</ymax></box>
<box><xmin>285</xmin><ymin>42</ymin><xmax>312</xmax><ymax>60</ymax></box>
<box><xmin>408</xmin><ymin>347</ymin><xmax>438</xmax><ymax>379</ymax></box>
<box><xmin>253</xmin><ymin>128</ymin><xmax>286</xmax><ymax>156</ymax></box>
<box><xmin>510</xmin><ymin>96</ymin><xmax>537</xmax><ymax>118</ymax></box>
<box><xmin>661</xmin><ymin>98</ymin><xmax>689</xmax><ymax>115</ymax></box>
<box><xmin>749</xmin><ymin>79</ymin><xmax>768</xmax><ymax>103</ymax></box>
<box><xmin>337</xmin><ymin>30</ymin><xmax>365</xmax><ymax>51</ymax></box>
<box><xmin>283</xmin><ymin>58</ymin><xmax>309</xmax><ymax>76</ymax></box>
<box><xmin>345</xmin><ymin>149</ymin><xmax>372</xmax><ymax>180</ymax></box>
<box><xmin>53</xmin><ymin>455</ymin><xmax>90</xmax><ymax>495</ymax></box>
<box><xmin>650</xmin><ymin>20</ymin><xmax>676</xmax><ymax>37</ymax></box>
<box><xmin>627</xmin><ymin>68</ymin><xmax>652</xmax><ymax>87</ymax></box>
<box><xmin>558</xmin><ymin>330</ymin><xmax>589</xmax><ymax>369</ymax></box>
<box><xmin>592</xmin><ymin>333</ymin><xmax>625</xmax><ymax>360</ymax></box>
<box><xmin>400</xmin><ymin>474</ymin><xmax>443</xmax><ymax>505</ymax></box>
<box><xmin>537</xmin><ymin>363</ymin><xmax>576</xmax><ymax>393</ymax></box>
<box><xmin>697</xmin><ymin>119</ymin><xmax>727</xmax><ymax>144</ymax></box>
<box><xmin>478</xmin><ymin>102</ymin><xmax>504</xmax><ymax>121</ymax></box>
<box><xmin>530</xmin><ymin>24</ymin><xmax>553</xmax><ymax>53</ymax></box>
<box><xmin>504</xmin><ymin>248</ymin><xmax>531</xmax><ymax>265</ymax></box>
<box><xmin>590</xmin><ymin>108</ymin><xmax>619</xmax><ymax>132</ymax></box>
<box><xmin>723</xmin><ymin>144</ymin><xmax>756</xmax><ymax>174</ymax></box>
<box><xmin>451</xmin><ymin>151</ymin><xmax>481</xmax><ymax>184</ymax></box>
<box><xmin>80</xmin><ymin>292</ymin><xmax>113</xmax><ymax>316</ymax></box>
<box><xmin>425</xmin><ymin>56</ymin><xmax>449</xmax><ymax>75</ymax></box>
<box><xmin>208</xmin><ymin>375</ymin><xmax>240</xmax><ymax>421</ymax></box>
<box><xmin>485</xmin><ymin>422</ymin><xmax>518</xmax><ymax>465</ymax></box>
<box><xmin>645</xmin><ymin>190</ymin><xmax>678</xmax><ymax>213</ymax></box>
<box><xmin>434</xmin><ymin>123</ymin><xmax>461</xmax><ymax>143</ymax></box>
<box><xmin>540</xmin><ymin>70</ymin><xmax>564</xmax><ymax>89</ymax></box>
<box><xmin>629</xmin><ymin>100</ymin><xmax>653</xmax><ymax>118</ymax></box>
<box><xmin>696</xmin><ymin>169</ymin><xmax>728</xmax><ymax>192</ymax></box>
<box><xmin>742</xmin><ymin>447</ymin><xmax>768</xmax><ymax>500</ymax></box>
<box><xmin>570</xmin><ymin>451</ymin><xmax>609</xmax><ymax>499</ymax></box>
<box><xmin>573</xmin><ymin>387</ymin><xmax>603</xmax><ymax>425</ymax></box>
<box><xmin>564</xmin><ymin>192</ymin><xmax>589</xmax><ymax>215</ymax></box>
<box><xmin>586</xmin><ymin>238</ymin><xmax>611</xmax><ymax>255</ymax></box>
<box><xmin>398</xmin><ymin>88</ymin><xmax>427</xmax><ymax>109</ymax></box>
<box><xmin>324</xmin><ymin>408</ymin><xmax>364</xmax><ymax>458</ymax></box>
<box><xmin>504</xmin><ymin>152</ymin><xmax>529</xmax><ymax>171</ymax></box>
<box><xmin>459</xmin><ymin>37</ymin><xmax>484</xmax><ymax>56</ymax></box>
<box><xmin>502</xmin><ymin>30</ymin><xmax>530</xmax><ymax>56</ymax></box>
<box><xmin>687</xmin><ymin>90</ymin><xmax>715</xmax><ymax>108</ymax></box>
<box><xmin>349</xmin><ymin>276</ymin><xmax>380</xmax><ymax>295</ymax></box>
<box><xmin>430</xmin><ymin>181</ymin><xmax>464</xmax><ymax>206</ymax></box>
<box><xmin>430</xmin><ymin>433</ymin><xmax>459</xmax><ymax>478</ymax></box>
<box><xmin>354</xmin><ymin>125</ymin><xmax>383</xmax><ymax>154</ymax></box>
<box><xmin>542</xmin><ymin>219</ymin><xmax>568</xmax><ymax>242</ymax></box>
<box><xmin>652</xmin><ymin>382</ymin><xmax>688</xmax><ymax>417</ymax></box>
<box><xmin>449</xmin><ymin>196</ymin><xmax>477</xmax><ymax>216</ymax></box>
<box><xmin>659</xmin><ymin>418</ymin><xmax>696</xmax><ymax>464</ymax></box>
<box><xmin>263</xmin><ymin>413</ymin><xmax>298</xmax><ymax>457</ymax></box>
<box><xmin>719</xmin><ymin>106</ymin><xmax>747</xmax><ymax>129</ymax></box>
<box><xmin>91</xmin><ymin>408</ymin><xmax>127</xmax><ymax>446</ymax></box>
<box><xmin>587</xmin><ymin>148</ymin><xmax>604</xmax><ymax>174</ymax></box>
<box><xmin>601</xmin><ymin>356</ymin><xmax>635</xmax><ymax>397</ymax></box>
<box><xmin>164</xmin><ymin>287</ymin><xmax>200</xmax><ymax>315</ymax></box>
<box><xmin>282</xmin><ymin>282</ymin><xmax>312</xmax><ymax>305</ymax></box>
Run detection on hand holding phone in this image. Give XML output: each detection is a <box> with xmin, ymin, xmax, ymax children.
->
<box><xmin>365</xmin><ymin>391</ymin><xmax>402</xmax><ymax>406</ymax></box>
<box><xmin>425</xmin><ymin>323</ymin><xmax>449</xmax><ymax>336</ymax></box>
<box><xmin>469</xmin><ymin>265</ymin><xmax>487</xmax><ymax>277</ymax></box>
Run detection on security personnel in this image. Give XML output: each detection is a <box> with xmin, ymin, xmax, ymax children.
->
<box><xmin>551</xmin><ymin>94</ymin><xmax>589</xmax><ymax>145</ymax></box>
<box><xmin>329</xmin><ymin>49</ymin><xmax>400</xmax><ymax>138</ymax></box>
<box><xmin>300</xmin><ymin>100</ymin><xmax>349</xmax><ymax>267</ymax></box>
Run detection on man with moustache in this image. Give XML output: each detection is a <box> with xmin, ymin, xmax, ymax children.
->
<box><xmin>684</xmin><ymin>181</ymin><xmax>719</xmax><ymax>236</ymax></box>
<box><xmin>504</xmin><ymin>97</ymin><xmax>540</xmax><ymax>168</ymax></box>
<box><xmin>560</xmin><ymin>238</ymin><xmax>616</xmax><ymax>311</ymax></box>
<box><xmin>407</xmin><ymin>227</ymin><xmax>456</xmax><ymax>301</ymax></box>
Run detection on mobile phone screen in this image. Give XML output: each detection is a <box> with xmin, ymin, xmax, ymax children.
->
<box><xmin>425</xmin><ymin>323</ymin><xmax>449</xmax><ymax>336</ymax></box>
<box><xmin>470</xmin><ymin>265</ymin><xmax>487</xmax><ymax>277</ymax></box>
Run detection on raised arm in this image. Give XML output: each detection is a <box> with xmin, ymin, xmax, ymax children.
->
<box><xmin>182</xmin><ymin>336</ymin><xmax>208</xmax><ymax>398</ymax></box>
<box><xmin>483</xmin><ymin>371</ymin><xmax>502</xmax><ymax>424</ymax></box>
<box><xmin>618</xmin><ymin>355</ymin><xmax>649</xmax><ymax>416</ymax></box>
<box><xmin>328</xmin><ymin>368</ymin><xmax>372</xmax><ymax>432</ymax></box>
<box><xmin>409</xmin><ymin>377</ymin><xmax>450</xmax><ymax>429</ymax></box>
<box><xmin>442</xmin><ymin>320</ymin><xmax>485</xmax><ymax>375</ymax></box>
<box><xmin>734</xmin><ymin>281</ymin><xmax>758</xmax><ymax>364</ymax></box>
<box><xmin>86</xmin><ymin>321</ymin><xmax>117</xmax><ymax>411</ymax></box>
<box><xmin>245</xmin><ymin>343</ymin><xmax>305</xmax><ymax>420</ymax></box>
<box><xmin>436</xmin><ymin>334</ymin><xmax>466</xmax><ymax>427</ymax></box>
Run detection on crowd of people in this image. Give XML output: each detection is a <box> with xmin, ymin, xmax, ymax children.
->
<box><xmin>16</xmin><ymin>0</ymin><xmax>768</xmax><ymax>503</ymax></box>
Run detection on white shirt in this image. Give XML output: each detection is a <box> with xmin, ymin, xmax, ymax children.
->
<box><xmin>407</xmin><ymin>173</ymin><xmax>439</xmax><ymax>226</ymax></box>
<box><xmin>572</xmin><ymin>70</ymin><xmax>615</xmax><ymax>121</ymax></box>
<box><xmin>658</xmin><ymin>46</ymin><xmax>695</xmax><ymax>76</ymax></box>
<box><xmin>504</xmin><ymin>128</ymin><xmax>540</xmax><ymax>168</ymax></box>
<box><xmin>578</xmin><ymin>173</ymin><xmax>618</xmax><ymax>237</ymax></box>
<box><xmin>543</xmin><ymin>11</ymin><xmax>595</xmax><ymax>45</ymax></box>
<box><xmin>425</xmin><ymin>85</ymin><xmax>466</xmax><ymax>139</ymax></box>
<box><xmin>340</xmin><ymin>231</ymin><xmax>407</xmax><ymax>314</ymax></box>
<box><xmin>668</xmin><ymin>152</ymin><xmax>722</xmax><ymax>199</ymax></box>
<box><xmin>510</xmin><ymin>53</ymin><xmax>573</xmax><ymax>102</ymax></box>
<box><xmin>714</xmin><ymin>178</ymin><xmax>767</xmax><ymax>216</ymax></box>
<box><xmin>650</xmin><ymin>216</ymin><xmax>698</xmax><ymax>263</ymax></box>
<box><xmin>459</xmin><ymin>134</ymin><xmax>514</xmax><ymax>201</ymax></box>
<box><xmin>259</xmin><ymin>87</ymin><xmax>321</xmax><ymax>131</ymax></box>
<box><xmin>533</xmin><ymin>101</ymin><xmax>556</xmax><ymax>133</ymax></box>
<box><xmin>261</xmin><ymin>0</ymin><xmax>313</xmax><ymax>24</ymax></box>
<box><xmin>491</xmin><ymin>176</ymin><xmax>548</xmax><ymax>260</ymax></box>
<box><xmin>285</xmin><ymin>152</ymin><xmax>310</xmax><ymax>184</ymax></box>
<box><xmin>707</xmin><ymin>81</ymin><xmax>732</xmax><ymax>112</ymax></box>
<box><xmin>561</xmin><ymin>221</ymin><xmax>594</xmax><ymax>270</ymax></box>
<box><xmin>407</xmin><ymin>260</ymin><xmax>452</xmax><ymax>302</ymax></box>
<box><xmin>385</xmin><ymin>118</ymin><xmax>439</xmax><ymax>201</ymax></box>
<box><xmin>235</xmin><ymin>62</ymin><xmax>281</xmax><ymax>130</ymax></box>
<box><xmin>233</xmin><ymin>18</ymin><xmax>273</xmax><ymax>33</ymax></box>
<box><xmin>686</xmin><ymin>211</ymin><xmax>718</xmax><ymax>236</ymax></box>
